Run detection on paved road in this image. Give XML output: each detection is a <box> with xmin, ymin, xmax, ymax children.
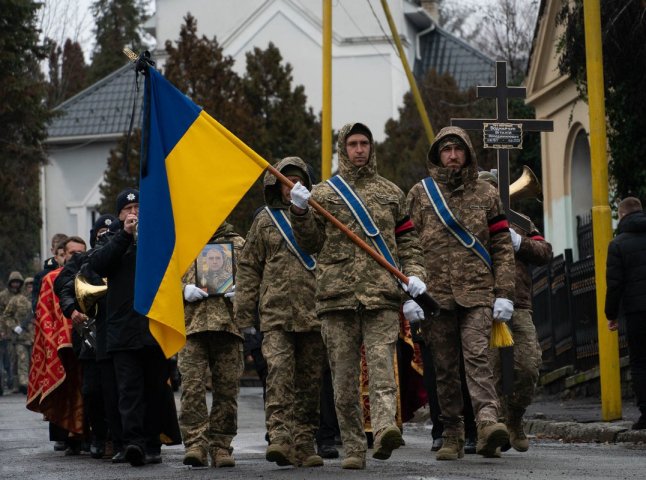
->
<box><xmin>2</xmin><ymin>387</ymin><xmax>645</xmax><ymax>480</ymax></box>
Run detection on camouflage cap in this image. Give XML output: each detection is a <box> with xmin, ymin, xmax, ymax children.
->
<box><xmin>438</xmin><ymin>135</ymin><xmax>466</xmax><ymax>152</ymax></box>
<box><xmin>478</xmin><ymin>169</ymin><xmax>499</xmax><ymax>186</ymax></box>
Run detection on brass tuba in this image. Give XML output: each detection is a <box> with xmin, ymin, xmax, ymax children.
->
<box><xmin>74</xmin><ymin>274</ymin><xmax>108</xmax><ymax>316</ymax></box>
<box><xmin>73</xmin><ymin>275</ymin><xmax>107</xmax><ymax>351</ymax></box>
<box><xmin>510</xmin><ymin>165</ymin><xmax>542</xmax><ymax>202</ymax></box>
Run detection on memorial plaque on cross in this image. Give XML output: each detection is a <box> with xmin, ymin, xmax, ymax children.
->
<box><xmin>451</xmin><ymin>61</ymin><xmax>553</xmax><ymax>232</ymax></box>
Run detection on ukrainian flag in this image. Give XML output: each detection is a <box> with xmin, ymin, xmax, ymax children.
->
<box><xmin>135</xmin><ymin>67</ymin><xmax>268</xmax><ymax>357</ymax></box>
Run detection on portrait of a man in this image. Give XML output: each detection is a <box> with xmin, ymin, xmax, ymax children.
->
<box><xmin>195</xmin><ymin>243</ymin><xmax>234</xmax><ymax>296</ymax></box>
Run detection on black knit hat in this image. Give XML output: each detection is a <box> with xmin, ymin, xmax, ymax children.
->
<box><xmin>115</xmin><ymin>188</ymin><xmax>139</xmax><ymax>215</ymax></box>
<box><xmin>90</xmin><ymin>214</ymin><xmax>118</xmax><ymax>247</ymax></box>
<box><xmin>346</xmin><ymin>123</ymin><xmax>373</xmax><ymax>143</ymax></box>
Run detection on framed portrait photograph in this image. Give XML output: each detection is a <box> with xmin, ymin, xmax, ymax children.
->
<box><xmin>194</xmin><ymin>242</ymin><xmax>235</xmax><ymax>296</ymax></box>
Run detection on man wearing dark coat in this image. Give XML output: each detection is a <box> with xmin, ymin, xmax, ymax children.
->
<box><xmin>605</xmin><ymin>196</ymin><xmax>646</xmax><ymax>430</ymax></box>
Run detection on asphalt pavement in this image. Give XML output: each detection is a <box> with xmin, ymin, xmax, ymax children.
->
<box><xmin>1</xmin><ymin>386</ymin><xmax>645</xmax><ymax>480</ymax></box>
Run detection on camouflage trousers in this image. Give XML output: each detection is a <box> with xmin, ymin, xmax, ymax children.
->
<box><xmin>15</xmin><ymin>343</ymin><xmax>31</xmax><ymax>389</ymax></box>
<box><xmin>489</xmin><ymin>308</ymin><xmax>542</xmax><ymax>420</ymax></box>
<box><xmin>321</xmin><ymin>308</ymin><xmax>399</xmax><ymax>456</ymax></box>
<box><xmin>422</xmin><ymin>306</ymin><xmax>500</xmax><ymax>436</ymax></box>
<box><xmin>178</xmin><ymin>331</ymin><xmax>243</xmax><ymax>453</ymax></box>
<box><xmin>0</xmin><ymin>340</ymin><xmax>15</xmax><ymax>391</ymax></box>
<box><xmin>262</xmin><ymin>330</ymin><xmax>324</xmax><ymax>446</ymax></box>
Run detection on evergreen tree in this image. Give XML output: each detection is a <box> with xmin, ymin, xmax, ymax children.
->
<box><xmin>557</xmin><ymin>0</ymin><xmax>646</xmax><ymax>204</ymax></box>
<box><xmin>46</xmin><ymin>38</ymin><xmax>89</xmax><ymax>107</ymax></box>
<box><xmin>0</xmin><ymin>0</ymin><xmax>53</xmax><ymax>280</ymax></box>
<box><xmin>61</xmin><ymin>39</ymin><xmax>89</xmax><ymax>100</ymax></box>
<box><xmin>164</xmin><ymin>14</ymin><xmax>252</xmax><ymax>137</ymax></box>
<box><xmin>379</xmin><ymin>68</ymin><xmax>544</xmax><ymax>230</ymax></box>
<box><xmin>97</xmin><ymin>129</ymin><xmax>141</xmax><ymax>214</ymax></box>
<box><xmin>232</xmin><ymin>42</ymin><xmax>321</xmax><ymax>234</ymax></box>
<box><xmin>89</xmin><ymin>0</ymin><xmax>146</xmax><ymax>82</ymax></box>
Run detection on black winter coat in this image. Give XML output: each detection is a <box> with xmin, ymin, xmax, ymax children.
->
<box><xmin>605</xmin><ymin>211</ymin><xmax>646</xmax><ymax>319</ymax></box>
<box><xmin>88</xmin><ymin>228</ymin><xmax>157</xmax><ymax>352</ymax></box>
<box><xmin>54</xmin><ymin>249</ymin><xmax>110</xmax><ymax>360</ymax></box>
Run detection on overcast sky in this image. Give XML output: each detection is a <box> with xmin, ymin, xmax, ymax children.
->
<box><xmin>39</xmin><ymin>0</ymin><xmax>500</xmax><ymax>64</ymax></box>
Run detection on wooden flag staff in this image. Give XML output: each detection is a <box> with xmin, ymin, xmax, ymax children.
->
<box><xmin>266</xmin><ymin>164</ymin><xmax>440</xmax><ymax>318</ymax></box>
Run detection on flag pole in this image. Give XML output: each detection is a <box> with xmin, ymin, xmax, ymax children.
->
<box><xmin>266</xmin><ymin>164</ymin><xmax>440</xmax><ymax>317</ymax></box>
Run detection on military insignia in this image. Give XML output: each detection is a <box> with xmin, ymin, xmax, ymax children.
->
<box><xmin>127</xmin><ymin>193</ymin><xmax>136</xmax><ymax>201</ymax></box>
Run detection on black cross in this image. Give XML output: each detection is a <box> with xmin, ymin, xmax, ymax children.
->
<box><xmin>451</xmin><ymin>61</ymin><xmax>553</xmax><ymax>231</ymax></box>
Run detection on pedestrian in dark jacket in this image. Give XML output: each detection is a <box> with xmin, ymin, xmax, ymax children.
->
<box><xmin>605</xmin><ymin>196</ymin><xmax>646</xmax><ymax>430</ymax></box>
<box><xmin>89</xmin><ymin>189</ymin><xmax>180</xmax><ymax>466</ymax></box>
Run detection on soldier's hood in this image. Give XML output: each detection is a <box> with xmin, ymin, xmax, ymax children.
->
<box><xmin>427</xmin><ymin>126</ymin><xmax>479</xmax><ymax>186</ymax></box>
<box><xmin>7</xmin><ymin>271</ymin><xmax>24</xmax><ymax>285</ymax></box>
<box><xmin>337</xmin><ymin>122</ymin><xmax>377</xmax><ymax>182</ymax></box>
<box><xmin>208</xmin><ymin>221</ymin><xmax>237</xmax><ymax>243</ymax></box>
<box><xmin>263</xmin><ymin>157</ymin><xmax>312</xmax><ymax>208</ymax></box>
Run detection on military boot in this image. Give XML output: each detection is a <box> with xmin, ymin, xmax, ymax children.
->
<box><xmin>294</xmin><ymin>442</ymin><xmax>323</xmax><ymax>467</ymax></box>
<box><xmin>266</xmin><ymin>441</ymin><xmax>295</xmax><ymax>466</ymax></box>
<box><xmin>183</xmin><ymin>445</ymin><xmax>207</xmax><ymax>467</ymax></box>
<box><xmin>341</xmin><ymin>452</ymin><xmax>366</xmax><ymax>470</ymax></box>
<box><xmin>476</xmin><ymin>421</ymin><xmax>509</xmax><ymax>458</ymax></box>
<box><xmin>507</xmin><ymin>417</ymin><xmax>529</xmax><ymax>452</ymax></box>
<box><xmin>436</xmin><ymin>435</ymin><xmax>464</xmax><ymax>460</ymax></box>
<box><xmin>372</xmin><ymin>425</ymin><xmax>404</xmax><ymax>460</ymax></box>
<box><xmin>211</xmin><ymin>447</ymin><xmax>235</xmax><ymax>468</ymax></box>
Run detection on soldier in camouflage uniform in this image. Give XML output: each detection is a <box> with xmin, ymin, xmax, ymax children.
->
<box><xmin>235</xmin><ymin>157</ymin><xmax>325</xmax><ymax>468</ymax></box>
<box><xmin>289</xmin><ymin>123</ymin><xmax>427</xmax><ymax>470</ymax></box>
<box><xmin>179</xmin><ymin>222</ymin><xmax>244</xmax><ymax>468</ymax></box>
<box><xmin>407</xmin><ymin>126</ymin><xmax>515</xmax><ymax>460</ymax></box>
<box><xmin>3</xmin><ymin>278</ymin><xmax>34</xmax><ymax>394</ymax></box>
<box><xmin>479</xmin><ymin>170</ymin><xmax>552</xmax><ymax>453</ymax></box>
<box><xmin>0</xmin><ymin>271</ymin><xmax>25</xmax><ymax>393</ymax></box>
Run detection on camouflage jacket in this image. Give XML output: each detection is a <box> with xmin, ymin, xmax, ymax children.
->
<box><xmin>512</xmin><ymin>218</ymin><xmax>552</xmax><ymax>309</ymax></box>
<box><xmin>407</xmin><ymin>126</ymin><xmax>515</xmax><ymax>310</ymax></box>
<box><xmin>182</xmin><ymin>222</ymin><xmax>244</xmax><ymax>338</ymax></box>
<box><xmin>290</xmin><ymin>123</ymin><xmax>426</xmax><ymax>315</ymax></box>
<box><xmin>1</xmin><ymin>294</ymin><xmax>33</xmax><ymax>344</ymax></box>
<box><xmin>235</xmin><ymin>157</ymin><xmax>320</xmax><ymax>332</ymax></box>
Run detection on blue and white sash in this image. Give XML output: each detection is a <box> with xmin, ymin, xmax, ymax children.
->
<box><xmin>326</xmin><ymin>175</ymin><xmax>398</xmax><ymax>269</ymax></box>
<box><xmin>421</xmin><ymin>177</ymin><xmax>492</xmax><ymax>269</ymax></box>
<box><xmin>265</xmin><ymin>207</ymin><xmax>316</xmax><ymax>271</ymax></box>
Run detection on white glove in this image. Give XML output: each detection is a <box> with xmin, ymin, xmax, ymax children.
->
<box><xmin>493</xmin><ymin>298</ymin><xmax>514</xmax><ymax>322</ymax></box>
<box><xmin>184</xmin><ymin>284</ymin><xmax>208</xmax><ymax>302</ymax></box>
<box><xmin>403</xmin><ymin>276</ymin><xmax>426</xmax><ymax>298</ymax></box>
<box><xmin>403</xmin><ymin>300</ymin><xmax>425</xmax><ymax>323</ymax></box>
<box><xmin>509</xmin><ymin>227</ymin><xmax>522</xmax><ymax>252</ymax></box>
<box><xmin>241</xmin><ymin>326</ymin><xmax>257</xmax><ymax>335</ymax></box>
<box><xmin>290</xmin><ymin>181</ymin><xmax>311</xmax><ymax>210</ymax></box>
<box><xmin>14</xmin><ymin>325</ymin><xmax>23</xmax><ymax>335</ymax></box>
<box><xmin>224</xmin><ymin>285</ymin><xmax>236</xmax><ymax>299</ymax></box>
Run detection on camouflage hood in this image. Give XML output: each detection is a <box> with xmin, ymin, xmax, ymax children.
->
<box><xmin>7</xmin><ymin>271</ymin><xmax>24</xmax><ymax>286</ymax></box>
<box><xmin>427</xmin><ymin>126</ymin><xmax>479</xmax><ymax>188</ymax></box>
<box><xmin>208</xmin><ymin>221</ymin><xmax>237</xmax><ymax>243</ymax></box>
<box><xmin>263</xmin><ymin>156</ymin><xmax>312</xmax><ymax>208</ymax></box>
<box><xmin>337</xmin><ymin>122</ymin><xmax>377</xmax><ymax>182</ymax></box>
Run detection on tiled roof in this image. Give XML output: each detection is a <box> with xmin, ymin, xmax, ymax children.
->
<box><xmin>414</xmin><ymin>26</ymin><xmax>495</xmax><ymax>90</ymax></box>
<box><xmin>47</xmin><ymin>63</ymin><xmax>144</xmax><ymax>140</ymax></box>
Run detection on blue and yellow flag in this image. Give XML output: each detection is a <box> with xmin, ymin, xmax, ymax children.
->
<box><xmin>135</xmin><ymin>68</ymin><xmax>268</xmax><ymax>357</ymax></box>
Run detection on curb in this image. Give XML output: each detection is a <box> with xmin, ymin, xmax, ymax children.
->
<box><xmin>525</xmin><ymin>419</ymin><xmax>646</xmax><ymax>444</ymax></box>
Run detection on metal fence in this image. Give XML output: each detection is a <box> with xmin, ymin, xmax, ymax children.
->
<box><xmin>531</xmin><ymin>249</ymin><xmax>628</xmax><ymax>374</ymax></box>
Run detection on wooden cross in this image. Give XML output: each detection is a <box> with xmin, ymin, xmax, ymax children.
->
<box><xmin>451</xmin><ymin>61</ymin><xmax>553</xmax><ymax>232</ymax></box>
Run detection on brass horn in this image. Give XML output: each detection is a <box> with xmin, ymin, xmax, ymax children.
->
<box><xmin>510</xmin><ymin>165</ymin><xmax>542</xmax><ymax>202</ymax></box>
<box><xmin>74</xmin><ymin>274</ymin><xmax>108</xmax><ymax>316</ymax></box>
